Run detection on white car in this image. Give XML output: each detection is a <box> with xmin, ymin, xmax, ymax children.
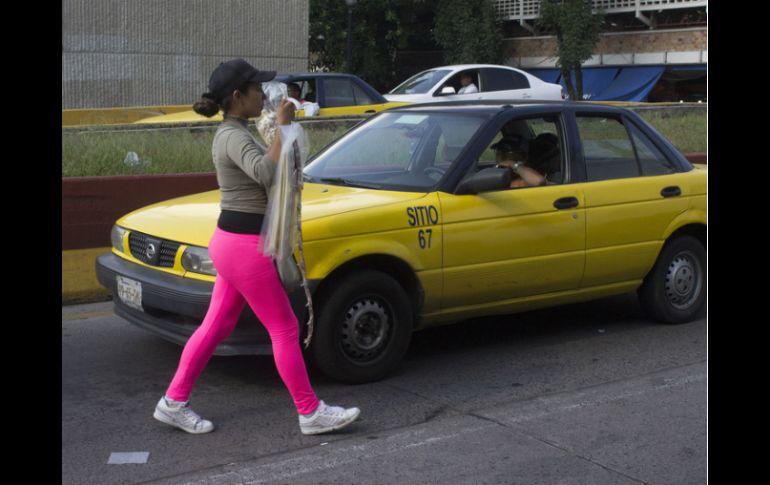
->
<box><xmin>385</xmin><ymin>64</ymin><xmax>564</xmax><ymax>103</ymax></box>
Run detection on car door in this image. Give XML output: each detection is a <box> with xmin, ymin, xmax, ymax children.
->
<box><xmin>438</xmin><ymin>112</ymin><xmax>586</xmax><ymax>310</ymax></box>
<box><xmin>574</xmin><ymin>112</ymin><xmax>692</xmax><ymax>289</ymax></box>
<box><xmin>478</xmin><ymin>67</ymin><xmax>532</xmax><ymax>101</ymax></box>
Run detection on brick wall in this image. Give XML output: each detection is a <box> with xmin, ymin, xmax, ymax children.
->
<box><xmin>504</xmin><ymin>28</ymin><xmax>706</xmax><ymax>59</ymax></box>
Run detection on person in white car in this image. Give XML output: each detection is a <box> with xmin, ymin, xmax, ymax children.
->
<box><xmin>457</xmin><ymin>73</ymin><xmax>478</xmax><ymax>94</ymax></box>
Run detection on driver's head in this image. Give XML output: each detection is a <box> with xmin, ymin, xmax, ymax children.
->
<box><xmin>286</xmin><ymin>82</ymin><xmax>301</xmax><ymax>100</ymax></box>
<box><xmin>491</xmin><ymin>137</ymin><xmax>527</xmax><ymax>166</ymax></box>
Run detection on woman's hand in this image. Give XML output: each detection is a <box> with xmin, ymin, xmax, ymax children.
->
<box><xmin>276</xmin><ymin>98</ymin><xmax>296</xmax><ymax>126</ymax></box>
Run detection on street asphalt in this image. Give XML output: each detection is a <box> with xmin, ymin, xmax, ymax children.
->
<box><xmin>62</xmin><ymin>292</ymin><xmax>706</xmax><ymax>485</ymax></box>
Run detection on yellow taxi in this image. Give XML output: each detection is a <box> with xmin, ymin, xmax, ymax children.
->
<box><xmin>133</xmin><ymin>72</ymin><xmax>407</xmax><ymax>124</ymax></box>
<box><xmin>97</xmin><ymin>101</ymin><xmax>707</xmax><ymax>383</ymax></box>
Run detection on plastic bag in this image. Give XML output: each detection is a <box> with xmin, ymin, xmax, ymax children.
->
<box><xmin>261</xmin><ymin>123</ymin><xmax>304</xmax><ymax>262</ymax></box>
<box><xmin>257</xmin><ymin>81</ymin><xmax>289</xmax><ymax>146</ymax></box>
<box><xmin>260</xmin><ymin>115</ymin><xmax>315</xmax><ymax>347</ymax></box>
<box><xmin>302</xmin><ymin>102</ymin><xmax>320</xmax><ymax>117</ymax></box>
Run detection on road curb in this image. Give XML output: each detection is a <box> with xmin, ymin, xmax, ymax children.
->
<box><xmin>62</xmin><ymin>247</ymin><xmax>112</xmax><ymax>305</ymax></box>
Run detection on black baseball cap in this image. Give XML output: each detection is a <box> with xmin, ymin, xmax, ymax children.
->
<box><xmin>204</xmin><ymin>58</ymin><xmax>276</xmax><ymax>103</ymax></box>
<box><xmin>490</xmin><ymin>136</ymin><xmax>525</xmax><ymax>153</ymax></box>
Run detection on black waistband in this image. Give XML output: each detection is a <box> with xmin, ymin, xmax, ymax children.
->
<box><xmin>217</xmin><ymin>210</ymin><xmax>265</xmax><ymax>234</ymax></box>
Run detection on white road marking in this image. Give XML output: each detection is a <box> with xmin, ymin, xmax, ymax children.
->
<box><xmin>108</xmin><ymin>452</ymin><xmax>149</xmax><ymax>464</ymax></box>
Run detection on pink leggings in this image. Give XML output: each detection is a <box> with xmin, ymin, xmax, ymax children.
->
<box><xmin>166</xmin><ymin>227</ymin><xmax>320</xmax><ymax>415</ymax></box>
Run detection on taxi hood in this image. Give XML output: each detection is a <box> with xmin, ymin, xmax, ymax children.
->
<box><xmin>117</xmin><ymin>184</ymin><xmax>427</xmax><ymax>247</ymax></box>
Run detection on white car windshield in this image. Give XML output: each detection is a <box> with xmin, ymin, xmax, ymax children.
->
<box><xmin>304</xmin><ymin>111</ymin><xmax>490</xmax><ymax>192</ymax></box>
<box><xmin>389</xmin><ymin>69</ymin><xmax>452</xmax><ymax>95</ymax></box>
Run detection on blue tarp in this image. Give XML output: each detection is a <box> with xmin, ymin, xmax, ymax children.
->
<box><xmin>558</xmin><ymin>67</ymin><xmax>619</xmax><ymax>101</ymax></box>
<box><xmin>527</xmin><ymin>65</ymin><xmax>669</xmax><ymax>101</ymax></box>
<box><xmin>526</xmin><ymin>68</ymin><xmax>561</xmax><ymax>84</ymax></box>
<box><xmin>592</xmin><ymin>66</ymin><xmax>665</xmax><ymax>102</ymax></box>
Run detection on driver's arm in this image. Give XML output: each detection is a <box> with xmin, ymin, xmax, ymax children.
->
<box><xmin>516</xmin><ymin>164</ymin><xmax>546</xmax><ymax>186</ymax></box>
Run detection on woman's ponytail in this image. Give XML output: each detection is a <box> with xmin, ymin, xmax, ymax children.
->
<box><xmin>193</xmin><ymin>93</ymin><xmax>220</xmax><ymax>117</ymax></box>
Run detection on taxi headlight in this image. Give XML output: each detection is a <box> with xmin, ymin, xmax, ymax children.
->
<box><xmin>111</xmin><ymin>225</ymin><xmax>127</xmax><ymax>253</ymax></box>
<box><xmin>182</xmin><ymin>246</ymin><xmax>217</xmax><ymax>276</ymax></box>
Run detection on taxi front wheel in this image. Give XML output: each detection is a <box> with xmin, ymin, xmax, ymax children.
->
<box><xmin>311</xmin><ymin>270</ymin><xmax>413</xmax><ymax>384</ymax></box>
<box><xmin>638</xmin><ymin>235</ymin><xmax>706</xmax><ymax>324</ymax></box>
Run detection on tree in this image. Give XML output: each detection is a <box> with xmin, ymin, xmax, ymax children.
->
<box><xmin>537</xmin><ymin>0</ymin><xmax>605</xmax><ymax>101</ymax></box>
<box><xmin>309</xmin><ymin>0</ymin><xmax>438</xmax><ymax>93</ymax></box>
<box><xmin>433</xmin><ymin>0</ymin><xmax>503</xmax><ymax>65</ymax></box>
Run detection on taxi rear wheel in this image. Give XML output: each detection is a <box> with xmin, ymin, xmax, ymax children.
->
<box><xmin>311</xmin><ymin>270</ymin><xmax>413</xmax><ymax>384</ymax></box>
<box><xmin>638</xmin><ymin>235</ymin><xmax>706</xmax><ymax>324</ymax></box>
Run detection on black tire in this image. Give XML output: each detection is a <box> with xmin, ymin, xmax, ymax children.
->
<box><xmin>311</xmin><ymin>270</ymin><xmax>413</xmax><ymax>384</ymax></box>
<box><xmin>638</xmin><ymin>235</ymin><xmax>706</xmax><ymax>324</ymax></box>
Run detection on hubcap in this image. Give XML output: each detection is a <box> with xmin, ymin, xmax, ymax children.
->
<box><xmin>664</xmin><ymin>250</ymin><xmax>702</xmax><ymax>310</ymax></box>
<box><xmin>340</xmin><ymin>298</ymin><xmax>391</xmax><ymax>362</ymax></box>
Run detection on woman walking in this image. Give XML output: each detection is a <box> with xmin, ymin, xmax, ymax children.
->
<box><xmin>153</xmin><ymin>58</ymin><xmax>360</xmax><ymax>435</ymax></box>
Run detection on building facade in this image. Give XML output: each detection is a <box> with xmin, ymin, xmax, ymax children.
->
<box><xmin>494</xmin><ymin>0</ymin><xmax>707</xmax><ymax>101</ymax></box>
<box><xmin>62</xmin><ymin>0</ymin><xmax>310</xmax><ymax>109</ymax></box>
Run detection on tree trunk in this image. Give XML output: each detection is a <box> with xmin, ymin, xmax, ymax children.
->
<box><xmin>562</xmin><ymin>69</ymin><xmax>577</xmax><ymax>101</ymax></box>
<box><xmin>575</xmin><ymin>66</ymin><xmax>584</xmax><ymax>101</ymax></box>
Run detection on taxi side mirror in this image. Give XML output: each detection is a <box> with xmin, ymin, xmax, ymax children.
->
<box><xmin>438</xmin><ymin>86</ymin><xmax>456</xmax><ymax>95</ymax></box>
<box><xmin>455</xmin><ymin>168</ymin><xmax>512</xmax><ymax>195</ymax></box>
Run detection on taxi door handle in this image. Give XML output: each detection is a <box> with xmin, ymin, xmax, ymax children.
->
<box><xmin>554</xmin><ymin>197</ymin><xmax>579</xmax><ymax>210</ymax></box>
<box><xmin>661</xmin><ymin>186</ymin><xmax>681</xmax><ymax>198</ymax></box>
<box><xmin>364</xmin><ymin>110</ymin><xmax>375</xmax><ymax>113</ymax></box>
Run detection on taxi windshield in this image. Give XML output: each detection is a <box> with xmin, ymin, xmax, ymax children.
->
<box><xmin>304</xmin><ymin>111</ymin><xmax>490</xmax><ymax>192</ymax></box>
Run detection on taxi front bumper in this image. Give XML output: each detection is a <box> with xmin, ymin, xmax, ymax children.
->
<box><xmin>95</xmin><ymin>253</ymin><xmax>317</xmax><ymax>356</ymax></box>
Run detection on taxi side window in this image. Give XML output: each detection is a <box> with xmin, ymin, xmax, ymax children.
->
<box><xmin>577</xmin><ymin>115</ymin><xmax>640</xmax><ymax>181</ymax></box>
<box><xmin>626</xmin><ymin>122</ymin><xmax>676</xmax><ymax>176</ymax></box>
<box><xmin>351</xmin><ymin>82</ymin><xmax>375</xmax><ymax>106</ymax></box>
<box><xmin>323</xmin><ymin>78</ymin><xmax>357</xmax><ymax>107</ymax></box>
<box><xmin>301</xmin><ymin>80</ymin><xmax>316</xmax><ymax>103</ymax></box>
<box><xmin>476</xmin><ymin>116</ymin><xmax>564</xmax><ymax>188</ymax></box>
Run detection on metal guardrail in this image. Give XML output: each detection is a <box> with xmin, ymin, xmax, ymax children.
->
<box><xmin>61</xmin><ymin>115</ymin><xmax>369</xmax><ymax>135</ymax></box>
<box><xmin>62</xmin><ymin>104</ymin><xmax>706</xmax><ymax>136</ymax></box>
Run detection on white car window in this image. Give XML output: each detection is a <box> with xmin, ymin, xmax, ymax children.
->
<box><xmin>481</xmin><ymin>68</ymin><xmax>530</xmax><ymax>92</ymax></box>
<box><xmin>389</xmin><ymin>69</ymin><xmax>452</xmax><ymax>95</ymax></box>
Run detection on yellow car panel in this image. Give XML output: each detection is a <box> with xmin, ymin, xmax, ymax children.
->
<box><xmin>581</xmin><ymin>172</ymin><xmax>699</xmax><ymax>288</ymax></box>
<box><xmin>62</xmin><ymin>105</ymin><xmax>191</xmax><ymax>127</ymax></box>
<box><xmin>439</xmin><ymin>185</ymin><xmax>586</xmax><ymax>308</ymax></box>
<box><xmin>117</xmin><ymin>191</ymin><xmax>220</xmax><ymax>248</ymax></box>
<box><xmin>132</xmin><ymin>102</ymin><xmax>408</xmax><ymax>125</ymax></box>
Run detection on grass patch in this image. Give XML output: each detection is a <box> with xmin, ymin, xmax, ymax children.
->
<box><xmin>62</xmin><ymin>121</ymin><xmax>357</xmax><ymax>177</ymax></box>
<box><xmin>62</xmin><ymin>106</ymin><xmax>705</xmax><ymax>177</ymax></box>
<box><xmin>634</xmin><ymin>108</ymin><xmax>707</xmax><ymax>154</ymax></box>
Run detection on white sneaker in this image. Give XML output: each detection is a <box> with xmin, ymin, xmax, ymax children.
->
<box><xmin>299</xmin><ymin>400</ymin><xmax>361</xmax><ymax>435</ymax></box>
<box><xmin>153</xmin><ymin>396</ymin><xmax>215</xmax><ymax>434</ymax></box>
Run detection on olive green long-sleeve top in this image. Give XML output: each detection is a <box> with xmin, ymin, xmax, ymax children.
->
<box><xmin>212</xmin><ymin>116</ymin><xmax>276</xmax><ymax>214</ymax></box>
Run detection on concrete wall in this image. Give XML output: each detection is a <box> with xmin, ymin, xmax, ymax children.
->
<box><xmin>62</xmin><ymin>0</ymin><xmax>309</xmax><ymax>109</ymax></box>
<box><xmin>504</xmin><ymin>28</ymin><xmax>706</xmax><ymax>65</ymax></box>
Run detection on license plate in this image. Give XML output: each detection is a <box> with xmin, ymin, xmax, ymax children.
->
<box><xmin>116</xmin><ymin>276</ymin><xmax>143</xmax><ymax>312</ymax></box>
